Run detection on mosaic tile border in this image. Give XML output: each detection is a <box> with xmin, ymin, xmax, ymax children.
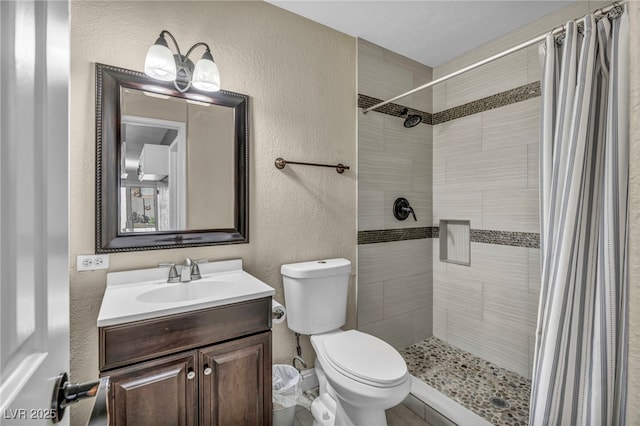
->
<box><xmin>358</xmin><ymin>81</ymin><xmax>540</xmax><ymax>125</ymax></box>
<box><xmin>471</xmin><ymin>229</ymin><xmax>540</xmax><ymax>248</ymax></box>
<box><xmin>357</xmin><ymin>227</ymin><xmax>436</xmax><ymax>245</ymax></box>
<box><xmin>357</xmin><ymin>94</ymin><xmax>433</xmax><ymax>125</ymax></box>
<box><xmin>358</xmin><ymin>227</ymin><xmax>539</xmax><ymax>248</ymax></box>
<box><xmin>432</xmin><ymin>81</ymin><xmax>541</xmax><ymax>124</ymax></box>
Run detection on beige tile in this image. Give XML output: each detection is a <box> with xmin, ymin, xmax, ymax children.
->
<box><xmin>294</xmin><ymin>408</ymin><xmax>314</xmax><ymax>426</ymax></box>
<box><xmin>482</xmin><ymin>98</ymin><xmax>540</xmax><ymax>151</ymax></box>
<box><xmin>384</xmin><ymin>273</ymin><xmax>432</xmax><ymax>318</ymax></box>
<box><xmin>528</xmin><ymin>248</ymin><xmax>541</xmax><ymax>294</ymax></box>
<box><xmin>403</xmin><ymin>394</ymin><xmax>427</xmax><ymax>420</ymax></box>
<box><xmin>483</xmin><ymin>284</ymin><xmax>539</xmax><ymax>334</ymax></box>
<box><xmin>359</xmin><ymin>49</ymin><xmax>415</xmax><ymax>106</ymax></box>
<box><xmin>445</xmin><ymin>145</ymin><xmax>528</xmax><ymax>191</ymax></box>
<box><xmin>443</xmin><ymin>49</ymin><xmax>528</xmax><ymax>109</ymax></box>
<box><xmin>432</xmin><ymin>239</ymin><xmax>446</xmax><ymax>275</ymax></box>
<box><xmin>432</xmin><ymin>305</ymin><xmax>447</xmax><ymax>342</ymax></box>
<box><xmin>413</xmin><ymin>153</ymin><xmax>433</xmax><ymax>193</ymax></box>
<box><xmin>446</xmin><ymin>312</ymin><xmax>530</xmax><ymax>378</ymax></box>
<box><xmin>413</xmin><ymin>306</ymin><xmax>433</xmax><ymax>343</ymax></box>
<box><xmin>359</xmin><ymin>312</ymin><xmax>414</xmax><ymax>351</ymax></box>
<box><xmin>381</xmin><ymin>48</ymin><xmax>433</xmax><ymax>113</ymax></box>
<box><xmin>413</xmin><ymin>70</ymin><xmax>434</xmax><ymax>114</ymax></box>
<box><xmin>433</xmin><ymin>85</ymin><xmax>446</xmax><ymax>114</ymax></box>
<box><xmin>424</xmin><ymin>403</ymin><xmax>456</xmax><ymax>426</ymax></box>
<box><xmin>527</xmin><ymin>43</ymin><xmax>544</xmax><ymax>83</ymax></box>
<box><xmin>358</xmin><ymin>190</ymin><xmax>385</xmax><ymax>231</ymax></box>
<box><xmin>384</xmin><ymin>115</ymin><xmax>432</xmax><ymax>158</ymax></box>
<box><xmin>432</xmin><ymin>161</ymin><xmax>445</xmax><ymax>188</ymax></box>
<box><xmin>358</xmin><ymin>38</ymin><xmax>383</xmax><ymax>60</ymax></box>
<box><xmin>358</xmin><ymin>239</ymin><xmax>431</xmax><ymax>285</ymax></box>
<box><xmin>357</xmin><ymin>281</ymin><xmax>383</xmax><ymax>326</ymax></box>
<box><xmin>446</xmin><ymin>243</ymin><xmax>530</xmax><ymax>292</ymax></box>
<box><xmin>387</xmin><ymin>402</ymin><xmax>431</xmax><ymax>426</ymax></box>
<box><xmin>358</xmin><ymin>109</ymin><xmax>384</xmax><ymax>154</ymax></box>
<box><xmin>482</xmin><ymin>188</ymin><xmax>539</xmax><ymax>233</ymax></box>
<box><xmin>359</xmin><ymin>152</ymin><xmax>414</xmax><ymax>192</ymax></box>
<box><xmin>528</xmin><ymin>142</ymin><xmax>539</xmax><ymax>189</ymax></box>
<box><xmin>433</xmin><ymin>114</ymin><xmax>482</xmax><ymax>160</ymax></box>
<box><xmin>432</xmin><ymin>189</ymin><xmax>482</xmax><ymax>228</ymax></box>
<box><xmin>433</xmin><ymin>275</ymin><xmax>483</xmax><ymax>321</ymax></box>
<box><xmin>384</xmin><ymin>191</ymin><xmax>431</xmax><ymax>229</ymax></box>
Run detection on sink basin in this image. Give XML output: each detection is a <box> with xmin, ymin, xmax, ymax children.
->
<box><xmin>98</xmin><ymin>259</ymin><xmax>275</xmax><ymax>326</ymax></box>
<box><xmin>137</xmin><ymin>281</ymin><xmax>236</xmax><ymax>303</ymax></box>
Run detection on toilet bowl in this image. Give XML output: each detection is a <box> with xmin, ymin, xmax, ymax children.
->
<box><xmin>310</xmin><ymin>329</ymin><xmax>411</xmax><ymax>426</ymax></box>
<box><xmin>281</xmin><ymin>259</ymin><xmax>411</xmax><ymax>426</ymax></box>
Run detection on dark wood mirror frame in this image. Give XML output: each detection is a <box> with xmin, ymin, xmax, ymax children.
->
<box><xmin>95</xmin><ymin>63</ymin><xmax>249</xmax><ymax>253</ymax></box>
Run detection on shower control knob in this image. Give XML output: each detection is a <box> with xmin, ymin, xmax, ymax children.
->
<box><xmin>393</xmin><ymin>197</ymin><xmax>417</xmax><ymax>221</ymax></box>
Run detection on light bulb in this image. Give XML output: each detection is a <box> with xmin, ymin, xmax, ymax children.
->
<box><xmin>144</xmin><ymin>38</ymin><xmax>176</xmax><ymax>82</ymax></box>
<box><xmin>192</xmin><ymin>51</ymin><xmax>220</xmax><ymax>92</ymax></box>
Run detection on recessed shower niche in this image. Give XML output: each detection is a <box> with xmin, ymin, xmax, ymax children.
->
<box><xmin>439</xmin><ymin>219</ymin><xmax>471</xmax><ymax>266</ymax></box>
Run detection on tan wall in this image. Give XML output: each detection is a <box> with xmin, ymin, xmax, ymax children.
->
<box><xmin>357</xmin><ymin>39</ymin><xmax>434</xmax><ymax>350</ymax></box>
<box><xmin>69</xmin><ymin>2</ymin><xmax>356</xmax><ymax>424</ymax></box>
<box><xmin>628</xmin><ymin>0</ymin><xmax>640</xmax><ymax>423</ymax></box>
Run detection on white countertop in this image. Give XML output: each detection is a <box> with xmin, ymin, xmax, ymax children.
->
<box><xmin>97</xmin><ymin>259</ymin><xmax>275</xmax><ymax>327</ymax></box>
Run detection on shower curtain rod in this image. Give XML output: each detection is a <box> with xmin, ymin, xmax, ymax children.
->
<box><xmin>362</xmin><ymin>1</ymin><xmax>626</xmax><ymax>114</ymax></box>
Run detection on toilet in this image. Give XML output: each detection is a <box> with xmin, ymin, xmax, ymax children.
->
<box><xmin>281</xmin><ymin>258</ymin><xmax>411</xmax><ymax>426</ymax></box>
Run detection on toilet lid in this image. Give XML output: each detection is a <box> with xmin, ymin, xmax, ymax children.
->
<box><xmin>322</xmin><ymin>330</ymin><xmax>408</xmax><ymax>386</ymax></box>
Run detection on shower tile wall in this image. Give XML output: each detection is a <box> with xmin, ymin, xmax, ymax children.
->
<box><xmin>430</xmin><ymin>2</ymin><xmax>608</xmax><ymax>379</ymax></box>
<box><xmin>357</xmin><ymin>39</ymin><xmax>433</xmax><ymax>350</ymax></box>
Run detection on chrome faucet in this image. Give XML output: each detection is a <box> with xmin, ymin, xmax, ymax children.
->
<box><xmin>159</xmin><ymin>258</ymin><xmax>204</xmax><ymax>283</ymax></box>
<box><xmin>181</xmin><ymin>258</ymin><xmax>193</xmax><ymax>282</ymax></box>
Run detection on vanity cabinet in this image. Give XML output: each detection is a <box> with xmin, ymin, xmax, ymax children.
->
<box><xmin>99</xmin><ymin>297</ymin><xmax>272</xmax><ymax>426</ymax></box>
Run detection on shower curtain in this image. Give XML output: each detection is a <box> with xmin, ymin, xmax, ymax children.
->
<box><xmin>530</xmin><ymin>7</ymin><xmax>628</xmax><ymax>426</ymax></box>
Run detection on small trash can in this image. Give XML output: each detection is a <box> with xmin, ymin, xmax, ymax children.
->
<box><xmin>272</xmin><ymin>364</ymin><xmax>302</xmax><ymax>426</ymax></box>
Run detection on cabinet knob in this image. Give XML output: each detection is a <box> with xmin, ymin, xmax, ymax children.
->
<box><xmin>187</xmin><ymin>369</ymin><xmax>196</xmax><ymax>380</ymax></box>
<box><xmin>203</xmin><ymin>366</ymin><xmax>212</xmax><ymax>376</ymax></box>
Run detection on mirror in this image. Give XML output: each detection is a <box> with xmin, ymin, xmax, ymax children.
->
<box><xmin>96</xmin><ymin>63</ymin><xmax>248</xmax><ymax>252</ymax></box>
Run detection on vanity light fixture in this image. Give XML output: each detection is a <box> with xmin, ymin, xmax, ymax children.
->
<box><xmin>144</xmin><ymin>30</ymin><xmax>220</xmax><ymax>93</ymax></box>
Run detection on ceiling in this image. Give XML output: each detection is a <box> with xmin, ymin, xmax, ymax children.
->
<box><xmin>266</xmin><ymin>1</ymin><xmax>574</xmax><ymax>67</ymax></box>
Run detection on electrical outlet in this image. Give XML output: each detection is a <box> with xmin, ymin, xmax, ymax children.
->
<box><xmin>77</xmin><ymin>254</ymin><xmax>109</xmax><ymax>272</ymax></box>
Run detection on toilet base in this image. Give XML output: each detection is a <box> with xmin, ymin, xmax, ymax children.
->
<box><xmin>311</xmin><ymin>396</ymin><xmax>335</xmax><ymax>426</ymax></box>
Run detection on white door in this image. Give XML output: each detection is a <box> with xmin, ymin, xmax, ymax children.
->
<box><xmin>0</xmin><ymin>1</ymin><xmax>70</xmax><ymax>425</ymax></box>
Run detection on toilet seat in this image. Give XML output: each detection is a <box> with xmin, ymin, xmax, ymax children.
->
<box><xmin>320</xmin><ymin>330</ymin><xmax>408</xmax><ymax>388</ymax></box>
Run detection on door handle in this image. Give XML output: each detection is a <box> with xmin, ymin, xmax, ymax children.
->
<box><xmin>203</xmin><ymin>365</ymin><xmax>212</xmax><ymax>376</ymax></box>
<box><xmin>51</xmin><ymin>372</ymin><xmax>108</xmax><ymax>424</ymax></box>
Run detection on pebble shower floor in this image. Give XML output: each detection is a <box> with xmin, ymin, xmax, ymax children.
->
<box><xmin>400</xmin><ymin>337</ymin><xmax>531</xmax><ymax>426</ymax></box>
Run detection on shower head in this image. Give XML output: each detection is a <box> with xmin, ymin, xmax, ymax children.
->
<box><xmin>400</xmin><ymin>107</ymin><xmax>422</xmax><ymax>128</ymax></box>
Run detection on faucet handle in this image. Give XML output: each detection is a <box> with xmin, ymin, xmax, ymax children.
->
<box><xmin>191</xmin><ymin>262</ymin><xmax>201</xmax><ymax>280</ymax></box>
<box><xmin>159</xmin><ymin>263</ymin><xmax>179</xmax><ymax>283</ymax></box>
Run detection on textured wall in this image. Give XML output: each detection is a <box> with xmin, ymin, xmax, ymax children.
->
<box><xmin>356</xmin><ymin>39</ymin><xmax>434</xmax><ymax>350</ymax></box>
<box><xmin>628</xmin><ymin>0</ymin><xmax>640</xmax><ymax>423</ymax></box>
<box><xmin>69</xmin><ymin>2</ymin><xmax>356</xmax><ymax>424</ymax></box>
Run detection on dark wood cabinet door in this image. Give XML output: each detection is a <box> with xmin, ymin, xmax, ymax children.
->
<box><xmin>107</xmin><ymin>352</ymin><xmax>198</xmax><ymax>426</ymax></box>
<box><xmin>199</xmin><ymin>332</ymin><xmax>272</xmax><ymax>426</ymax></box>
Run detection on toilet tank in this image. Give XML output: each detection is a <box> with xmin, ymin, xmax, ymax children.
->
<box><xmin>281</xmin><ymin>258</ymin><xmax>351</xmax><ymax>335</ymax></box>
